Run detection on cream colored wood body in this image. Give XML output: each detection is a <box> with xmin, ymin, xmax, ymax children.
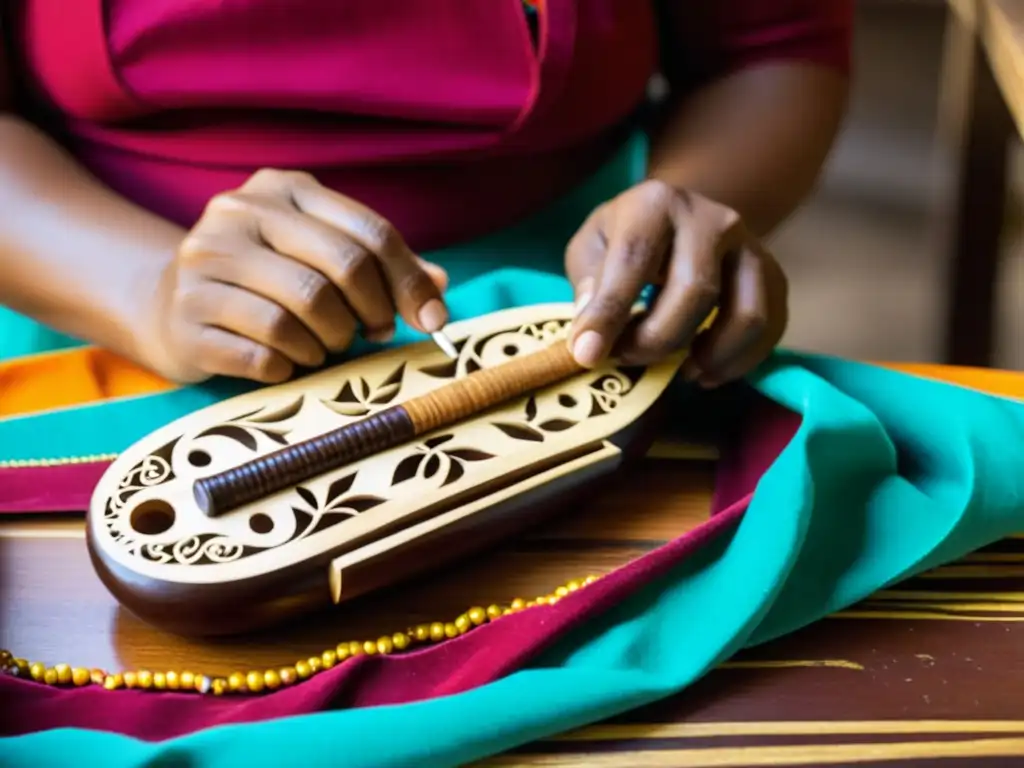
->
<box><xmin>87</xmin><ymin>304</ymin><xmax>684</xmax><ymax>603</ymax></box>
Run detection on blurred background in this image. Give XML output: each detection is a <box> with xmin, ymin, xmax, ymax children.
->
<box><xmin>771</xmin><ymin>0</ymin><xmax>1022</xmax><ymax>369</ymax></box>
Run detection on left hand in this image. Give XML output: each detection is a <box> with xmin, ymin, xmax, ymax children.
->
<box><xmin>565</xmin><ymin>179</ymin><xmax>788</xmax><ymax>388</ymax></box>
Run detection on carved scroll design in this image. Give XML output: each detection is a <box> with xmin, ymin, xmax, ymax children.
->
<box><xmin>111</xmin><ymin>438</ymin><xmax>179</xmax><ymax>511</ymax></box>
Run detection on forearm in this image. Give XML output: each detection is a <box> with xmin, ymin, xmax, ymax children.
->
<box><xmin>0</xmin><ymin>114</ymin><xmax>183</xmax><ymax>359</ymax></box>
<box><xmin>648</xmin><ymin>62</ymin><xmax>849</xmax><ymax>237</ymax></box>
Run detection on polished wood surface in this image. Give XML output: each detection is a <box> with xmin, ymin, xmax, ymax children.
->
<box><xmin>0</xmin><ymin>459</ymin><xmax>713</xmax><ymax>674</ymax></box>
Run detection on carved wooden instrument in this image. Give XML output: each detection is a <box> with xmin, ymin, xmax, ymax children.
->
<box><xmin>87</xmin><ymin>304</ymin><xmax>686</xmax><ymax>636</ymax></box>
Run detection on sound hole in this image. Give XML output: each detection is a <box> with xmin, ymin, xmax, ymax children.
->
<box><xmin>188</xmin><ymin>450</ymin><xmax>212</xmax><ymax>467</ymax></box>
<box><xmin>130</xmin><ymin>500</ymin><xmax>175</xmax><ymax>535</ymax></box>
<box><xmin>502</xmin><ymin>344</ymin><xmax>519</xmax><ymax>356</ymax></box>
<box><xmin>249</xmin><ymin>513</ymin><xmax>274</xmax><ymax>534</ymax></box>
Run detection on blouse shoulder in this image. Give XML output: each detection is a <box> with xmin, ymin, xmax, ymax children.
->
<box><xmin>660</xmin><ymin>0</ymin><xmax>854</xmax><ymax>86</ymax></box>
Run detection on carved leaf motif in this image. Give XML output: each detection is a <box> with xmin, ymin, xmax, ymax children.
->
<box><xmin>420</xmin><ymin>359</ymin><xmax>458</xmax><ymax>380</ymax></box>
<box><xmin>539</xmin><ymin>419</ymin><xmax>576</xmax><ymax>432</ymax></box>
<box><xmin>493</xmin><ymin>422</ymin><xmax>544</xmax><ymax>442</ymax></box>
<box><xmin>423</xmin><ymin>454</ymin><xmax>442</xmax><ymax>479</ymax></box>
<box><xmin>195</xmin><ymin>425</ymin><xmax>259</xmax><ymax>451</ymax></box>
<box><xmin>447</xmin><ymin>449</ymin><xmax>494</xmax><ymax>461</ymax></box>
<box><xmin>325</xmin><ymin>474</ymin><xmax>356</xmax><ymax>507</ymax></box>
<box><xmin>295</xmin><ymin>486</ymin><xmax>318</xmax><ymax>510</ymax></box>
<box><xmin>445</xmin><ymin>461</ymin><xmax>465</xmax><ymax>485</ymax></box>
<box><xmin>235</xmin><ymin>397</ymin><xmax>305</xmax><ymax>424</ymax></box>
<box><xmin>392</xmin><ymin>454</ymin><xmax>424</xmax><ymax>485</ymax></box>
<box><xmin>424</xmin><ymin>434</ymin><xmax>454</xmax><ymax>449</ymax></box>
<box><xmin>258</xmin><ymin>429</ymin><xmax>290</xmax><ymax>445</ymax></box>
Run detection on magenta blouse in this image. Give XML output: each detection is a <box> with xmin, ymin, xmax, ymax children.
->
<box><xmin>1</xmin><ymin>1</ymin><xmax>852</xmax><ymax>250</ymax></box>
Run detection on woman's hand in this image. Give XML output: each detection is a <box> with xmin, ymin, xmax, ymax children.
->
<box><xmin>565</xmin><ymin>179</ymin><xmax>788</xmax><ymax>388</ymax></box>
<box><xmin>148</xmin><ymin>169</ymin><xmax>449</xmax><ymax>384</ymax></box>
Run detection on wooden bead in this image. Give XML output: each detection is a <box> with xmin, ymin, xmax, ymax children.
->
<box><xmin>245</xmin><ymin>671</ymin><xmax>264</xmax><ymax>693</ymax></box>
<box><xmin>103</xmin><ymin>674</ymin><xmax>123</xmax><ymax>690</ymax></box>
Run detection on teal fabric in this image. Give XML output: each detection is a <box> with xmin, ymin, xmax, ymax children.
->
<box><xmin>4</xmin><ymin>342</ymin><xmax>1024</xmax><ymax>768</ymax></box>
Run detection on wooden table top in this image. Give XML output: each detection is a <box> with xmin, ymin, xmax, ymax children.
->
<box><xmin>5</xmin><ymin>365</ymin><xmax>1024</xmax><ymax>765</ymax></box>
<box><xmin>0</xmin><ymin>448</ymin><xmax>715</xmax><ymax>676</ymax></box>
<box><xmin>951</xmin><ymin>0</ymin><xmax>1024</xmax><ymax>138</ymax></box>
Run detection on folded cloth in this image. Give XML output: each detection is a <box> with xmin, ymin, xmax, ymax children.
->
<box><xmin>2</xmin><ymin>269</ymin><xmax>1024</xmax><ymax>768</ymax></box>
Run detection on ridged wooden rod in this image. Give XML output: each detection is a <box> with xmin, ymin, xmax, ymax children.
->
<box><xmin>193</xmin><ymin>343</ymin><xmax>583</xmax><ymax>517</ymax></box>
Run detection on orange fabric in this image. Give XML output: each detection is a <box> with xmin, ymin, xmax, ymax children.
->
<box><xmin>0</xmin><ymin>347</ymin><xmax>175</xmax><ymax>418</ymax></box>
<box><xmin>0</xmin><ymin>345</ymin><xmax>1020</xmax><ymax>421</ymax></box>
<box><xmin>880</xmin><ymin>362</ymin><xmax>1024</xmax><ymax>401</ymax></box>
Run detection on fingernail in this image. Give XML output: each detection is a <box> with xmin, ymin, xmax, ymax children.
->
<box><xmin>418</xmin><ymin>299</ymin><xmax>448</xmax><ymax>333</ymax></box>
<box><xmin>572</xmin><ymin>330</ymin><xmax>605</xmax><ymax>367</ymax></box>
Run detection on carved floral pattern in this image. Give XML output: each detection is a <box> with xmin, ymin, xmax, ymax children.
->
<box><xmin>102</xmin><ymin>316</ymin><xmax>652</xmax><ymax>568</ymax></box>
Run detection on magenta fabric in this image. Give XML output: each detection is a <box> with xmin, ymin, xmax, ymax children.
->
<box><xmin>4</xmin><ymin>1</ymin><xmax>853</xmax><ymax>251</ymax></box>
<box><xmin>0</xmin><ymin>399</ymin><xmax>802</xmax><ymax>741</ymax></box>
<box><xmin>0</xmin><ymin>462</ymin><xmax>109</xmax><ymax>513</ymax></box>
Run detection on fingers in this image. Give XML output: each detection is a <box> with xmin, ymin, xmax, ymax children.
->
<box><xmin>186</xmin><ymin>239</ymin><xmax>358</xmax><ymax>352</ymax></box>
<box><xmin>189</xmin><ymin>325</ymin><xmax>294</xmax><ymax>384</ymax></box>
<box><xmin>616</xmin><ymin>219</ymin><xmax>724</xmax><ymax>365</ymax></box>
<box><xmin>285</xmin><ymin>174</ymin><xmax>449</xmax><ymax>333</ymax></box>
<box><xmin>180</xmin><ymin>281</ymin><xmax>327</xmax><ymax>371</ymax></box>
<box><xmin>569</xmin><ymin>189</ymin><xmax>673</xmax><ymax>367</ymax></box>
<box><xmin>686</xmin><ymin>245</ymin><xmax>786</xmax><ymax>387</ymax></box>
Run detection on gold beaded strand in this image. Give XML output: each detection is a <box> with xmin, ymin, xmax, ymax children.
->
<box><xmin>1</xmin><ymin>574</ymin><xmax>599</xmax><ymax>697</ymax></box>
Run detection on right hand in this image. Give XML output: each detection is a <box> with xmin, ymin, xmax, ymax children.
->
<box><xmin>147</xmin><ymin>169</ymin><xmax>449</xmax><ymax>384</ymax></box>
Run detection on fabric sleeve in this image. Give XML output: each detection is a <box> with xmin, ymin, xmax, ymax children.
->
<box><xmin>658</xmin><ymin>0</ymin><xmax>854</xmax><ymax>89</ymax></box>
